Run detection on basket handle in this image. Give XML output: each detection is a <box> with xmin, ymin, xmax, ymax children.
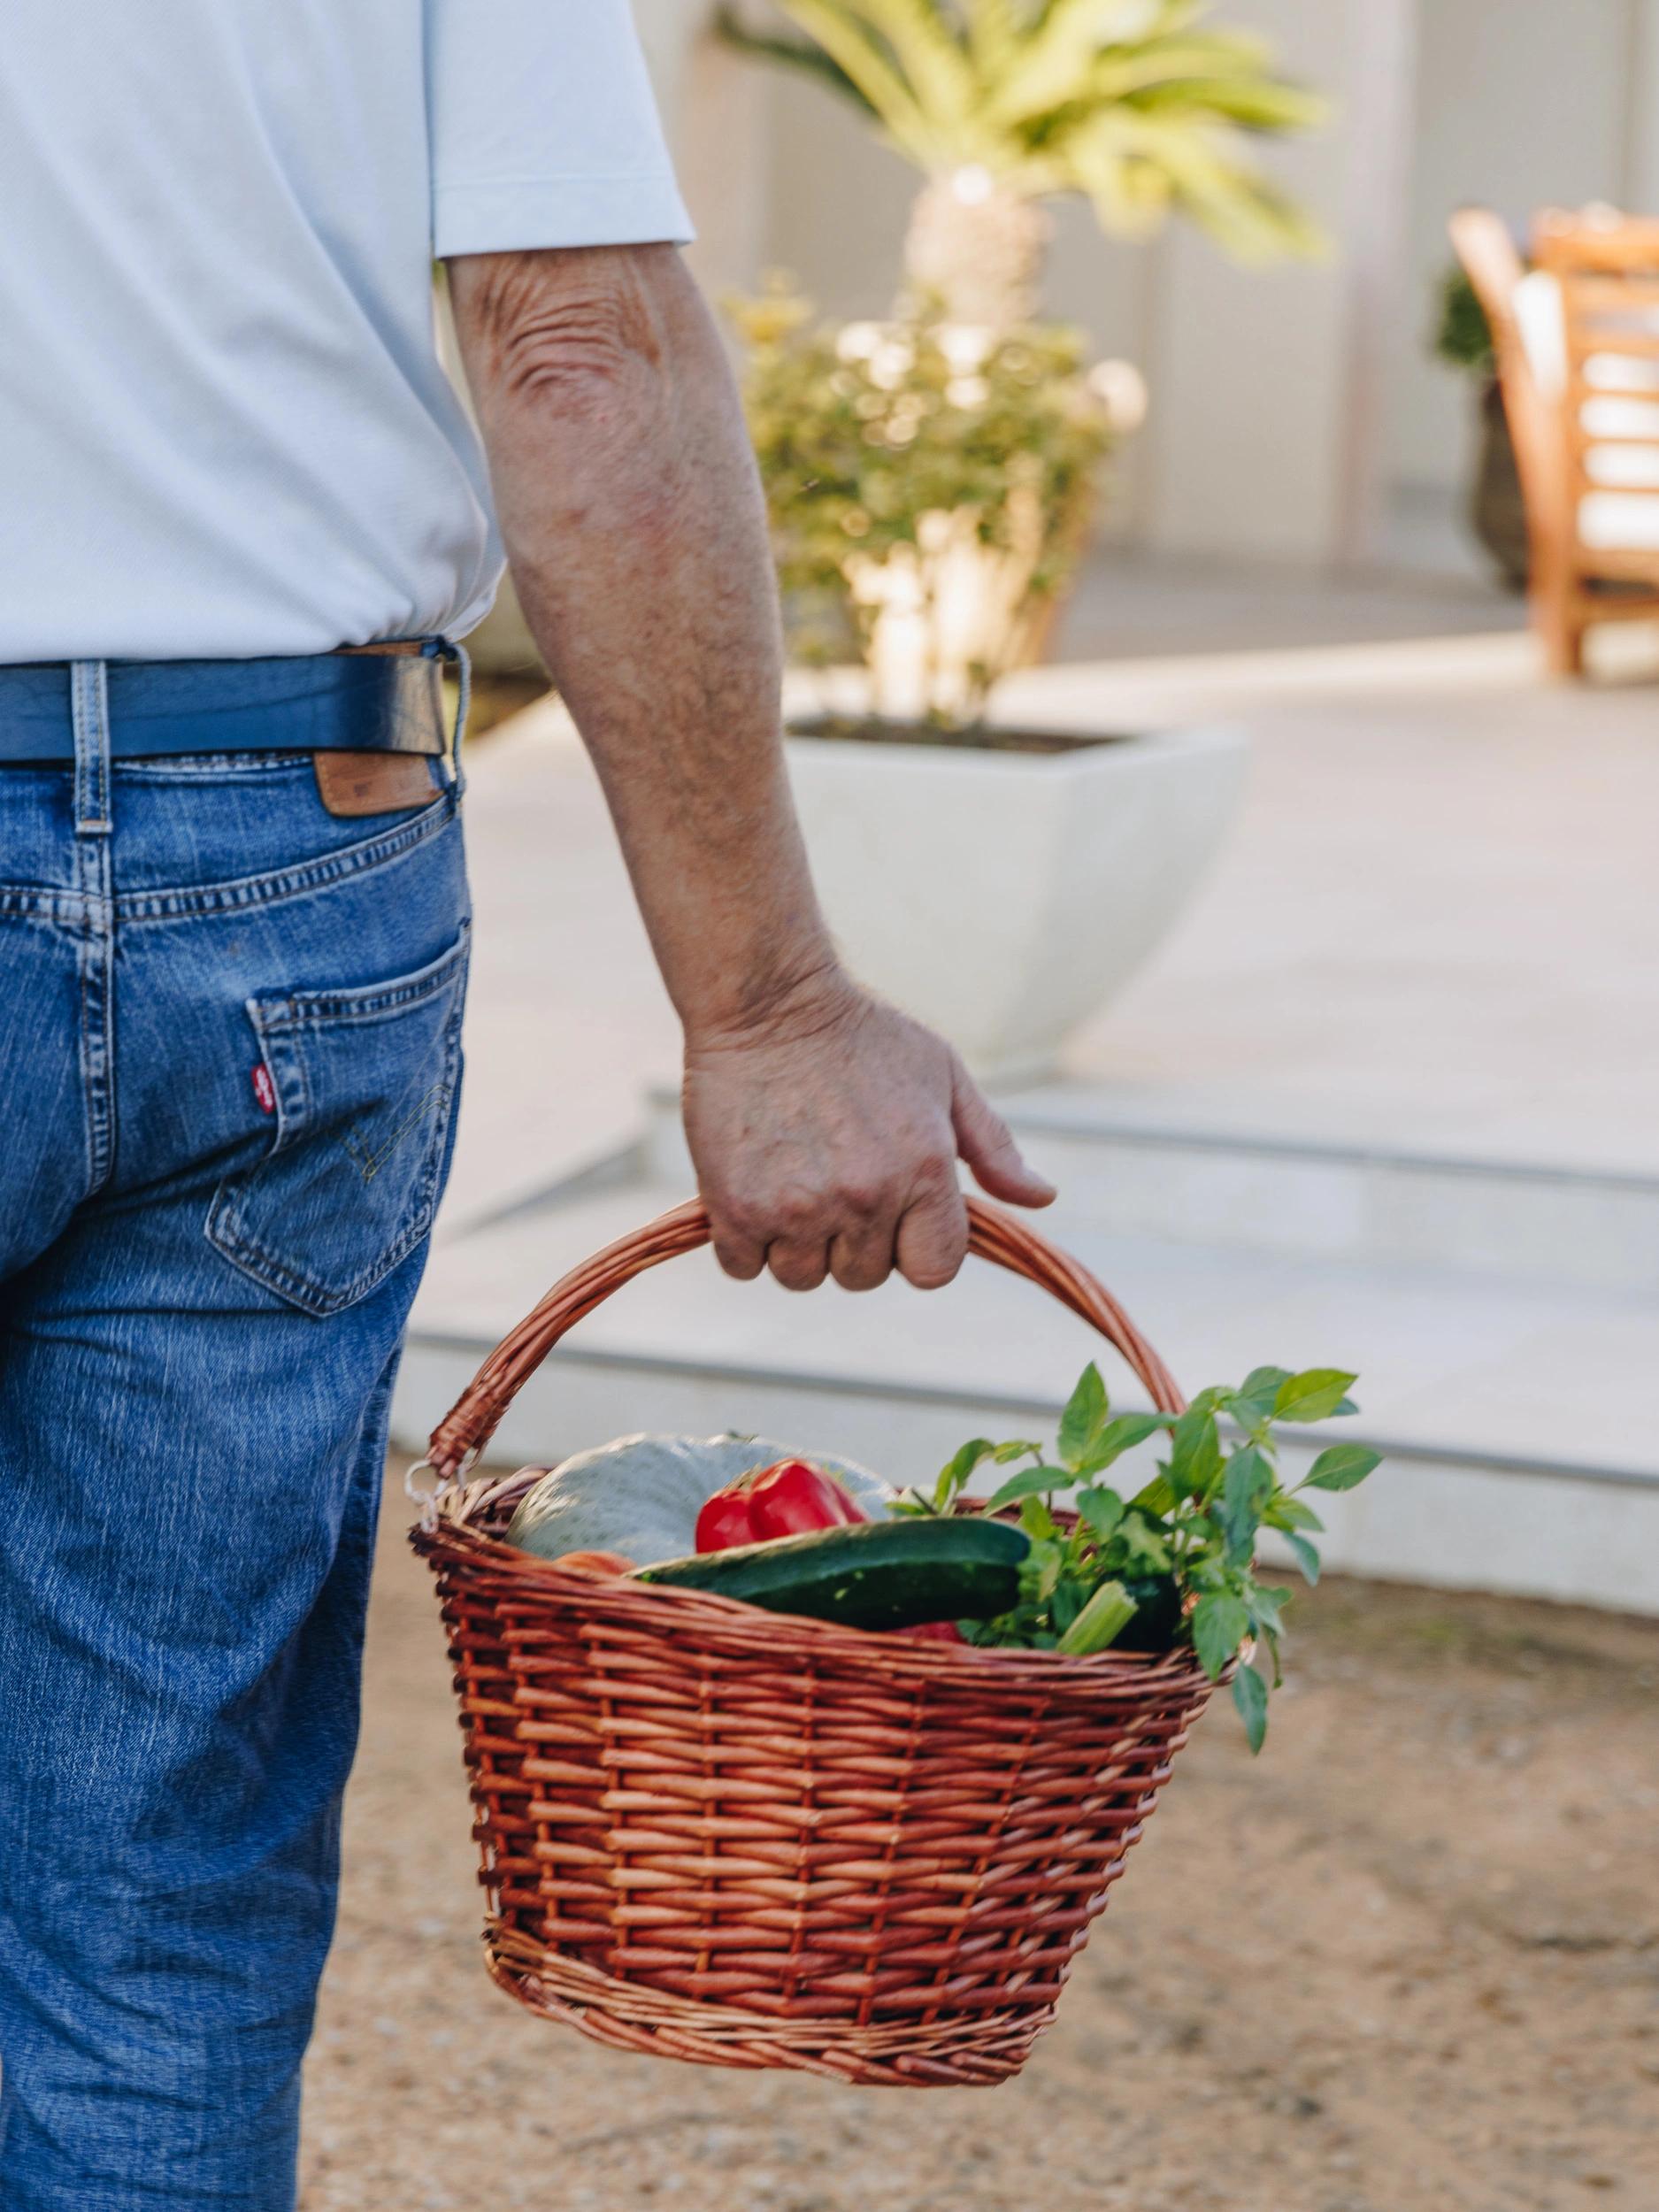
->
<box><xmin>425</xmin><ymin>1196</ymin><xmax>1187</xmax><ymax>1480</ymax></box>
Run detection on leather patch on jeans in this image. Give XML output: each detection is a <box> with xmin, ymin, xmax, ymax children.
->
<box><xmin>314</xmin><ymin>752</ymin><xmax>437</xmax><ymax>818</ymax></box>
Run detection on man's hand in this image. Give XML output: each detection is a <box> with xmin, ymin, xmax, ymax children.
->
<box><xmin>684</xmin><ymin>970</ymin><xmax>1054</xmax><ymax>1292</ymax></box>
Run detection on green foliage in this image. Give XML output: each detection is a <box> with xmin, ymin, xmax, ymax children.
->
<box><xmin>1232</xmin><ymin>1660</ymin><xmax>1270</xmax><ymax>1752</ymax></box>
<box><xmin>1303</xmin><ymin>1442</ymin><xmax>1382</xmax><ymax>1492</ymax></box>
<box><xmin>731</xmin><ymin>284</ymin><xmax>1116</xmax><ymax>714</ymax></box>
<box><xmin>916</xmin><ymin>1357</ymin><xmax>1383</xmax><ymax>1751</ymax></box>
<box><xmin>718</xmin><ymin>0</ymin><xmax>1325</xmax><ymax>261</ymax></box>
<box><xmin>1433</xmin><ymin>264</ymin><xmax>1495</xmax><ymax>377</ymax></box>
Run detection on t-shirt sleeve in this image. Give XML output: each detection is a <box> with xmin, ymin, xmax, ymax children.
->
<box><xmin>429</xmin><ymin>0</ymin><xmax>694</xmax><ymax>257</ymax></box>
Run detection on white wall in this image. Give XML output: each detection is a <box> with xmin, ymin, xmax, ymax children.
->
<box><xmin>1140</xmin><ymin>0</ymin><xmax>1409</xmax><ymax>565</ymax></box>
<box><xmin>1385</xmin><ymin>0</ymin><xmax>1641</xmax><ymax>506</ymax></box>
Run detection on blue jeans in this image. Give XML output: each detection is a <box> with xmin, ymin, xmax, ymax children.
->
<box><xmin>0</xmin><ymin>663</ymin><xmax>470</xmax><ymax>2208</ymax></box>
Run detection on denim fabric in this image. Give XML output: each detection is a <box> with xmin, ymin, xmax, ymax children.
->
<box><xmin>0</xmin><ymin>664</ymin><xmax>471</xmax><ymax>2208</ymax></box>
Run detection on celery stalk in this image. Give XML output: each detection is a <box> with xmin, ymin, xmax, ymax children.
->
<box><xmin>1056</xmin><ymin>1579</ymin><xmax>1138</xmax><ymax>1656</ymax></box>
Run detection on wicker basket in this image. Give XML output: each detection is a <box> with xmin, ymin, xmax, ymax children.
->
<box><xmin>411</xmin><ymin>1196</ymin><xmax>1218</xmax><ymax>2088</ymax></box>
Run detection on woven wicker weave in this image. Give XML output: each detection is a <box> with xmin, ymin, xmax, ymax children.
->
<box><xmin>412</xmin><ymin>1197</ymin><xmax>1217</xmax><ymax>2087</ymax></box>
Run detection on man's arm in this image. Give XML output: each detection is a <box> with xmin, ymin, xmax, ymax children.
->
<box><xmin>447</xmin><ymin>242</ymin><xmax>1053</xmax><ymax>1293</ymax></box>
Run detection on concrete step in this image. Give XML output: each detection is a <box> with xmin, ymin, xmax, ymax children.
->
<box><xmin>395</xmin><ymin>1169</ymin><xmax>1659</xmax><ymax>1618</ymax></box>
<box><xmin>641</xmin><ymin>1085</ymin><xmax>1659</xmax><ymax>1296</ymax></box>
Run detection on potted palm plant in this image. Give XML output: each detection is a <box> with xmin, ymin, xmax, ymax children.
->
<box><xmin>720</xmin><ymin>0</ymin><xmax>1323</xmax><ymax>1082</ymax></box>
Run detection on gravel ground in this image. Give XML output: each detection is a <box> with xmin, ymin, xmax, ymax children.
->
<box><xmin>300</xmin><ymin>1471</ymin><xmax>1658</xmax><ymax>2212</ymax></box>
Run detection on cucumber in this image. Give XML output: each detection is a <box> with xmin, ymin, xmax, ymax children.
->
<box><xmin>635</xmin><ymin>1516</ymin><xmax>1029</xmax><ymax>1632</ymax></box>
<box><xmin>1111</xmin><ymin>1572</ymin><xmax>1184</xmax><ymax>1652</ymax></box>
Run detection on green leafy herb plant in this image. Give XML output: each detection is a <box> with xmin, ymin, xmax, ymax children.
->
<box><xmin>907</xmin><ymin>1360</ymin><xmax>1382</xmax><ymax>1750</ymax></box>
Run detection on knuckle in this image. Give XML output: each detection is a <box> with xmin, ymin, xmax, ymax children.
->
<box><xmin>911</xmin><ymin>1151</ymin><xmax>959</xmax><ymax>1198</ymax></box>
<box><xmin>709</xmin><ymin>1232</ymin><xmax>762</xmax><ymax>1281</ymax></box>
<box><xmin>904</xmin><ymin>1249</ymin><xmax>964</xmax><ymax>1292</ymax></box>
<box><xmin>898</xmin><ymin>1194</ymin><xmax>968</xmax><ymax>1290</ymax></box>
<box><xmin>974</xmin><ymin>1101</ymin><xmax>1015</xmax><ymax>1147</ymax></box>
<box><xmin>719</xmin><ymin>1194</ymin><xmax>769</xmax><ymax>1240</ymax></box>
<box><xmin>833</xmin><ymin>1251</ymin><xmax>893</xmax><ymax>1293</ymax></box>
<box><xmin>729</xmin><ymin>1185</ymin><xmax>810</xmax><ymax>1240</ymax></box>
<box><xmin>832</xmin><ymin>1176</ymin><xmax>887</xmax><ymax>1220</ymax></box>
<box><xmin>769</xmin><ymin>1187</ymin><xmax>819</xmax><ymax>1236</ymax></box>
<box><xmin>703</xmin><ymin>1187</ymin><xmax>745</xmax><ymax>1234</ymax></box>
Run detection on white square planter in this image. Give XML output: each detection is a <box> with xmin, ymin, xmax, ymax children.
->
<box><xmin>784</xmin><ymin>723</ymin><xmax>1249</xmax><ymax>1086</ymax></box>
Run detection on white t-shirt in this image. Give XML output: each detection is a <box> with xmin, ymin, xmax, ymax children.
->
<box><xmin>0</xmin><ymin>1</ymin><xmax>693</xmax><ymax>661</ymax></box>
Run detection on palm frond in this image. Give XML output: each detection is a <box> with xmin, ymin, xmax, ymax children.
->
<box><xmin>723</xmin><ymin>0</ymin><xmax>1325</xmax><ymax>260</ymax></box>
<box><xmin>821</xmin><ymin>0</ymin><xmax>979</xmax><ymax>127</ymax></box>
<box><xmin>992</xmin><ymin>0</ymin><xmax>1154</xmax><ymax>125</ymax></box>
<box><xmin>1086</xmin><ymin>30</ymin><xmax>1327</xmax><ymax>132</ymax></box>
<box><xmin>770</xmin><ymin>0</ymin><xmax>987</xmax><ymax>134</ymax></box>
<box><xmin>962</xmin><ymin>0</ymin><xmax>1026</xmax><ymax>75</ymax></box>
<box><xmin>1065</xmin><ymin>124</ymin><xmax>1173</xmax><ymax>234</ymax></box>
<box><xmin>1080</xmin><ymin>32</ymin><xmax>1279</xmax><ymax>98</ymax></box>
<box><xmin>1125</xmin><ymin>72</ymin><xmax>1326</xmax><ymax>134</ymax></box>
<box><xmin>714</xmin><ymin>6</ymin><xmax>878</xmax><ymax>115</ymax></box>
<box><xmin>757</xmin><ymin>0</ymin><xmax>942</xmax><ymax>158</ymax></box>
<box><xmin>1076</xmin><ymin>108</ymin><xmax>1325</xmax><ymax>256</ymax></box>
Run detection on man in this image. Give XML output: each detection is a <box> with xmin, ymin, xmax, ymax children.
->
<box><xmin>0</xmin><ymin>1</ymin><xmax>1056</xmax><ymax>2204</ymax></box>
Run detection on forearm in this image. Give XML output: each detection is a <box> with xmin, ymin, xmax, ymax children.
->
<box><xmin>448</xmin><ymin>242</ymin><xmax>1052</xmax><ymax>1294</ymax></box>
<box><xmin>448</xmin><ymin>244</ymin><xmax>836</xmax><ymax>1040</ymax></box>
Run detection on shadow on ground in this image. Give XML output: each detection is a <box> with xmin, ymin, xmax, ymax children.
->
<box><xmin>300</xmin><ymin>1463</ymin><xmax>1657</xmax><ymax>2212</ymax></box>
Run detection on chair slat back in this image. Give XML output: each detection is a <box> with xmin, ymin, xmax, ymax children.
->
<box><xmin>1532</xmin><ymin>211</ymin><xmax>1659</xmax><ymax>567</ymax></box>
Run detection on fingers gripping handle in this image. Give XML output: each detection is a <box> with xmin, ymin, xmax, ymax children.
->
<box><xmin>425</xmin><ymin>1197</ymin><xmax>1186</xmax><ymax>1483</ymax></box>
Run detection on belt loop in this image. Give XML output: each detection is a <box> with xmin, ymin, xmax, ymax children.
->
<box><xmin>427</xmin><ymin>636</ymin><xmax>470</xmax><ymax>800</ymax></box>
<box><xmin>70</xmin><ymin>661</ymin><xmax>113</xmax><ymax>835</ymax></box>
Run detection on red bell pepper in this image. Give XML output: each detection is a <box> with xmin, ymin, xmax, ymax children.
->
<box><xmin>693</xmin><ymin>1483</ymin><xmax>760</xmax><ymax>1554</ymax></box>
<box><xmin>749</xmin><ymin>1459</ymin><xmax>865</xmax><ymax>1540</ymax></box>
<box><xmin>695</xmin><ymin>1458</ymin><xmax>866</xmax><ymax>1552</ymax></box>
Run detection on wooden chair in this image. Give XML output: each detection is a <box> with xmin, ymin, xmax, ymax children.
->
<box><xmin>1451</xmin><ymin>205</ymin><xmax>1659</xmax><ymax>675</ymax></box>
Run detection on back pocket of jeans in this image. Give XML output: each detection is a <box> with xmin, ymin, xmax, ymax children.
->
<box><xmin>206</xmin><ymin>926</ymin><xmax>470</xmax><ymax>1317</ymax></box>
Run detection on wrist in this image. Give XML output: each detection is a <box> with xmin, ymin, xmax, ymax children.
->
<box><xmin>682</xmin><ymin>947</ymin><xmax>863</xmax><ymax>1056</ymax></box>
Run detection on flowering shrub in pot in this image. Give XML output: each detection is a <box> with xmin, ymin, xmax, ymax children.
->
<box><xmin>733</xmin><ymin>285</ymin><xmax>1134</xmax><ymax>722</ymax></box>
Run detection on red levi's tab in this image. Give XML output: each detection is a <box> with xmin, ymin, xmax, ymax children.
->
<box><xmin>251</xmin><ymin>1064</ymin><xmax>277</xmax><ymax>1116</ymax></box>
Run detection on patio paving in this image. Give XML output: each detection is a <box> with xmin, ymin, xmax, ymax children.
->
<box><xmin>402</xmin><ymin>618</ymin><xmax>1659</xmax><ymax>1609</ymax></box>
<box><xmin>442</xmin><ymin>625</ymin><xmax>1659</xmax><ymax>1209</ymax></box>
<box><xmin>1051</xmin><ymin>543</ymin><xmax>1525</xmax><ymax>657</ymax></box>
